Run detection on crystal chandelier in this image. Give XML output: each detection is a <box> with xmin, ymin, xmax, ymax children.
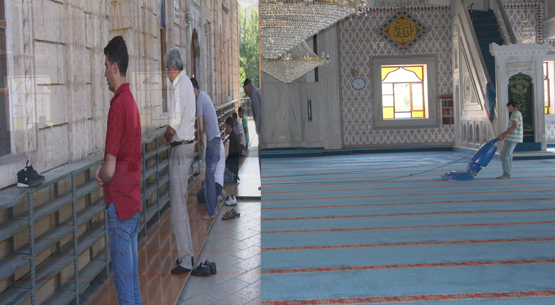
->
<box><xmin>261</xmin><ymin>0</ymin><xmax>368</xmax><ymax>59</ymax></box>
<box><xmin>262</xmin><ymin>41</ymin><xmax>330</xmax><ymax>83</ymax></box>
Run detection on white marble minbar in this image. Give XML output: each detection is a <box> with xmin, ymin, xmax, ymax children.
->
<box><xmin>490</xmin><ymin>42</ymin><xmax>551</xmax><ymax>150</ymax></box>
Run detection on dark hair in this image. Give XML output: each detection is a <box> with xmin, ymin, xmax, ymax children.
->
<box><xmin>243</xmin><ymin>78</ymin><xmax>252</xmax><ymax>87</ymax></box>
<box><xmin>238</xmin><ymin>106</ymin><xmax>243</xmax><ymax>113</ymax></box>
<box><xmin>232</xmin><ymin>112</ymin><xmax>238</xmax><ymax>119</ymax></box>
<box><xmin>506</xmin><ymin>101</ymin><xmax>517</xmax><ymax>108</ymax></box>
<box><xmin>225</xmin><ymin>117</ymin><xmax>235</xmax><ymax>127</ymax></box>
<box><xmin>104</xmin><ymin>36</ymin><xmax>129</xmax><ymax>77</ymax></box>
<box><xmin>190</xmin><ymin>77</ymin><xmax>199</xmax><ymax>90</ymax></box>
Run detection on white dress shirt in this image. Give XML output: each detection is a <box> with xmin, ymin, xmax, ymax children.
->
<box><xmin>168</xmin><ymin>70</ymin><xmax>196</xmax><ymax>142</ymax></box>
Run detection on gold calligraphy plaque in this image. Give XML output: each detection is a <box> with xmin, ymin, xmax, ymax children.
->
<box><xmin>383</xmin><ymin>15</ymin><xmax>422</xmax><ymax>48</ymax></box>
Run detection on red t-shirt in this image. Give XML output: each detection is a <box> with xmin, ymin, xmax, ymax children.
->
<box><xmin>103</xmin><ymin>83</ymin><xmax>142</xmax><ymax>220</ymax></box>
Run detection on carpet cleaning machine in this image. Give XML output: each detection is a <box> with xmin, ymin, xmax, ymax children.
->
<box><xmin>441</xmin><ymin>138</ymin><xmax>499</xmax><ymax>181</ymax></box>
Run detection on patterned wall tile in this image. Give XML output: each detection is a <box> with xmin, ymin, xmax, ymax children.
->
<box><xmin>546</xmin><ymin>123</ymin><xmax>555</xmax><ymax>141</ymax></box>
<box><xmin>339</xmin><ymin>7</ymin><xmax>453</xmax><ymax>147</ymax></box>
<box><xmin>376</xmin><ymin>0</ymin><xmax>428</xmax><ymax>8</ymax></box>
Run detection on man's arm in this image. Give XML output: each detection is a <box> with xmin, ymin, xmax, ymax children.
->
<box><xmin>198</xmin><ymin>116</ymin><xmax>205</xmax><ymax>153</ymax></box>
<box><xmin>95</xmin><ymin>153</ymin><xmax>117</xmax><ymax>186</ymax></box>
<box><xmin>163</xmin><ymin>125</ymin><xmax>176</xmax><ymax>146</ymax></box>
<box><xmin>497</xmin><ymin>121</ymin><xmax>518</xmax><ymax>140</ymax></box>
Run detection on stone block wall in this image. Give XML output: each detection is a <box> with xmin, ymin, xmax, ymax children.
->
<box><xmin>1</xmin><ymin>0</ymin><xmax>240</xmax><ymax>189</ymax></box>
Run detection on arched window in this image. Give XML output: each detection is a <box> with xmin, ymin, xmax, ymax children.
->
<box><xmin>381</xmin><ymin>65</ymin><xmax>425</xmax><ymax>119</ymax></box>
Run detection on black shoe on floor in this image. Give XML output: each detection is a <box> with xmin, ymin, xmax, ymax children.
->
<box><xmin>171</xmin><ymin>266</ymin><xmax>191</xmax><ymax>274</ymax></box>
<box><xmin>17</xmin><ymin>161</ymin><xmax>45</xmax><ymax>188</ymax></box>
<box><xmin>191</xmin><ymin>264</ymin><xmax>211</xmax><ymax>277</ymax></box>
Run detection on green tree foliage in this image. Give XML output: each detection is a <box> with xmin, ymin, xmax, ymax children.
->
<box><xmin>239</xmin><ymin>5</ymin><xmax>260</xmax><ymax>107</ymax></box>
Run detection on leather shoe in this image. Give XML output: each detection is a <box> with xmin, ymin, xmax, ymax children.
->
<box><xmin>191</xmin><ymin>264</ymin><xmax>211</xmax><ymax>276</ymax></box>
<box><xmin>204</xmin><ymin>260</ymin><xmax>217</xmax><ymax>275</ymax></box>
<box><xmin>171</xmin><ymin>266</ymin><xmax>191</xmax><ymax>274</ymax></box>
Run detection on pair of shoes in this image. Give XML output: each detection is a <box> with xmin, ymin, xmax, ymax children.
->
<box><xmin>191</xmin><ymin>263</ymin><xmax>212</xmax><ymax>277</ymax></box>
<box><xmin>222</xmin><ymin>210</ymin><xmax>235</xmax><ymax>220</ymax></box>
<box><xmin>17</xmin><ymin>161</ymin><xmax>45</xmax><ymax>188</ymax></box>
<box><xmin>222</xmin><ymin>209</ymin><xmax>241</xmax><ymax>220</ymax></box>
<box><xmin>224</xmin><ymin>194</ymin><xmax>237</xmax><ymax>206</ymax></box>
<box><xmin>230</xmin><ymin>208</ymin><xmax>240</xmax><ymax>217</ymax></box>
<box><xmin>171</xmin><ymin>266</ymin><xmax>191</xmax><ymax>274</ymax></box>
<box><xmin>496</xmin><ymin>176</ymin><xmax>509</xmax><ymax>179</ymax></box>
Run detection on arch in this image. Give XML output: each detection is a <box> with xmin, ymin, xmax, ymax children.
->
<box><xmin>475</xmin><ymin>124</ymin><xmax>480</xmax><ymax>144</ymax></box>
<box><xmin>469</xmin><ymin>124</ymin><xmax>473</xmax><ymax>143</ymax></box>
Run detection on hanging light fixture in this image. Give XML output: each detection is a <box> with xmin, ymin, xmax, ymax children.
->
<box><xmin>262</xmin><ymin>40</ymin><xmax>330</xmax><ymax>83</ymax></box>
<box><xmin>261</xmin><ymin>0</ymin><xmax>368</xmax><ymax>59</ymax></box>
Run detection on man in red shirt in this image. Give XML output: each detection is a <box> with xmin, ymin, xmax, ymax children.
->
<box><xmin>95</xmin><ymin>36</ymin><xmax>142</xmax><ymax>304</ymax></box>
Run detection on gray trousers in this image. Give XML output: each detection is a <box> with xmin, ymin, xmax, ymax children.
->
<box><xmin>500</xmin><ymin>140</ymin><xmax>518</xmax><ymax>178</ymax></box>
<box><xmin>169</xmin><ymin>143</ymin><xmax>195</xmax><ymax>268</ymax></box>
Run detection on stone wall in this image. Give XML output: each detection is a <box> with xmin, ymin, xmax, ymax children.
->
<box><xmin>1</xmin><ymin>0</ymin><xmax>239</xmax><ymax>188</ymax></box>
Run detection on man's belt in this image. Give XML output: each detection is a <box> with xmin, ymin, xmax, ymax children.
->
<box><xmin>170</xmin><ymin>140</ymin><xmax>194</xmax><ymax>147</ymax></box>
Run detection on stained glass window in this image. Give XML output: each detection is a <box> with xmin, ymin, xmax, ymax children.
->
<box><xmin>381</xmin><ymin>65</ymin><xmax>426</xmax><ymax>119</ymax></box>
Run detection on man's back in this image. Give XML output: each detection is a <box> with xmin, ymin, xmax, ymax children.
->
<box><xmin>197</xmin><ymin>91</ymin><xmax>220</xmax><ymax>140</ymax></box>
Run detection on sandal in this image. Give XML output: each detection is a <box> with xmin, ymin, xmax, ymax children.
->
<box><xmin>222</xmin><ymin>211</ymin><xmax>235</xmax><ymax>220</ymax></box>
<box><xmin>230</xmin><ymin>209</ymin><xmax>240</xmax><ymax>217</ymax></box>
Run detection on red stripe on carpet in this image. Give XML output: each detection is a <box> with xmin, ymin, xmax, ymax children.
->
<box><xmin>261</xmin><ymin>290</ymin><xmax>555</xmax><ymax>304</ymax></box>
<box><xmin>262</xmin><ymin>197</ymin><xmax>555</xmax><ymax>210</ymax></box>
<box><xmin>262</xmin><ymin>258</ymin><xmax>555</xmax><ymax>274</ymax></box>
<box><xmin>262</xmin><ymin>220</ymin><xmax>555</xmax><ymax>234</ymax></box>
<box><xmin>261</xmin><ymin>237</ymin><xmax>555</xmax><ymax>251</ymax></box>
<box><xmin>262</xmin><ymin>208</ymin><xmax>555</xmax><ymax>221</ymax></box>
<box><xmin>263</xmin><ymin>189</ymin><xmax>555</xmax><ymax>202</ymax></box>
<box><xmin>264</xmin><ymin>182</ymin><xmax>555</xmax><ymax>194</ymax></box>
<box><xmin>262</xmin><ymin>174</ymin><xmax>555</xmax><ymax>186</ymax></box>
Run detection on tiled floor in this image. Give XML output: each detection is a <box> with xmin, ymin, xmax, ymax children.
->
<box><xmin>177</xmin><ymin>200</ymin><xmax>261</xmax><ymax>304</ymax></box>
<box><xmin>177</xmin><ymin>118</ymin><xmax>262</xmax><ymax>304</ymax></box>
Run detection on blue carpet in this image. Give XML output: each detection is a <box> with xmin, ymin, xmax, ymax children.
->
<box><xmin>260</xmin><ymin>151</ymin><xmax>555</xmax><ymax>304</ymax></box>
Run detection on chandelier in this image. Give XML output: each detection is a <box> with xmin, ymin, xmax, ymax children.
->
<box><xmin>262</xmin><ymin>41</ymin><xmax>330</xmax><ymax>83</ymax></box>
<box><xmin>261</xmin><ymin>0</ymin><xmax>368</xmax><ymax>59</ymax></box>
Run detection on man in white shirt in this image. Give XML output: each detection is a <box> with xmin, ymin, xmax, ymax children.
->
<box><xmin>163</xmin><ymin>48</ymin><xmax>196</xmax><ymax>275</ymax></box>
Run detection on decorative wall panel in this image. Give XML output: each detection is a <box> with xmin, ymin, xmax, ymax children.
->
<box><xmin>339</xmin><ymin>7</ymin><xmax>453</xmax><ymax>147</ymax></box>
<box><xmin>375</xmin><ymin>0</ymin><xmax>427</xmax><ymax>8</ymax></box>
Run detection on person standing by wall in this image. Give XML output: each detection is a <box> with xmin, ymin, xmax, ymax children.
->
<box><xmin>95</xmin><ymin>36</ymin><xmax>142</xmax><ymax>304</ymax></box>
<box><xmin>496</xmin><ymin>101</ymin><xmax>523</xmax><ymax>179</ymax></box>
<box><xmin>163</xmin><ymin>48</ymin><xmax>196</xmax><ymax>274</ymax></box>
<box><xmin>191</xmin><ymin>77</ymin><xmax>221</xmax><ymax>220</ymax></box>
<box><xmin>243</xmin><ymin>78</ymin><xmax>261</xmax><ymax>189</ymax></box>
<box><xmin>238</xmin><ymin>106</ymin><xmax>249</xmax><ymax>149</ymax></box>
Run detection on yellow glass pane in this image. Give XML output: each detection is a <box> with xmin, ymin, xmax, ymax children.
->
<box><xmin>405</xmin><ymin>66</ymin><xmax>423</xmax><ymax>80</ymax></box>
<box><xmin>383</xmin><ymin>107</ymin><xmax>395</xmax><ymax>119</ymax></box>
<box><xmin>382</xmin><ymin>67</ymin><xmax>400</xmax><ymax>81</ymax></box>
<box><xmin>546</xmin><ymin>107</ymin><xmax>550</xmax><ymax>114</ymax></box>
<box><xmin>412</xmin><ymin>110</ymin><xmax>424</xmax><ymax>118</ymax></box>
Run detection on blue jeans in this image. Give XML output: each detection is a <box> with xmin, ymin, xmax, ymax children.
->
<box><xmin>500</xmin><ymin>140</ymin><xmax>518</xmax><ymax>178</ymax></box>
<box><xmin>107</xmin><ymin>203</ymin><xmax>141</xmax><ymax>305</ymax></box>
<box><xmin>205</xmin><ymin>137</ymin><xmax>221</xmax><ymax>217</ymax></box>
<box><xmin>197</xmin><ymin>183</ymin><xmax>224</xmax><ymax>203</ymax></box>
<box><xmin>224</xmin><ymin>167</ymin><xmax>236</xmax><ymax>183</ymax></box>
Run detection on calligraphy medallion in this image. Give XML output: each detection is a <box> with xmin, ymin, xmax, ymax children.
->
<box><xmin>377</xmin><ymin>9</ymin><xmax>429</xmax><ymax>52</ymax></box>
